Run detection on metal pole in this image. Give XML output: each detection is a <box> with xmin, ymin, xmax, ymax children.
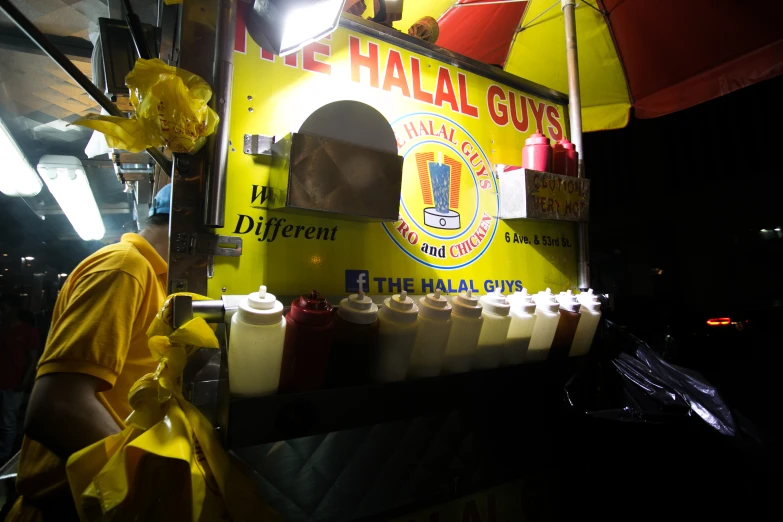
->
<box><xmin>203</xmin><ymin>0</ymin><xmax>237</xmax><ymax>228</ymax></box>
<box><xmin>0</xmin><ymin>0</ymin><xmax>172</xmax><ymax>175</ymax></box>
<box><xmin>562</xmin><ymin>0</ymin><xmax>590</xmax><ymax>290</ymax></box>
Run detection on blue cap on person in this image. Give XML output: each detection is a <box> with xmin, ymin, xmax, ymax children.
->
<box><xmin>149</xmin><ymin>184</ymin><xmax>172</xmax><ymax>217</ymax></box>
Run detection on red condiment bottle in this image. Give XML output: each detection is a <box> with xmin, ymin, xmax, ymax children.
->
<box><xmin>552</xmin><ymin>139</ymin><xmax>579</xmax><ymax>177</ymax></box>
<box><xmin>279</xmin><ymin>290</ymin><xmax>335</xmax><ymax>393</ymax></box>
<box><xmin>521</xmin><ymin>132</ymin><xmax>552</xmax><ymax>172</ymax></box>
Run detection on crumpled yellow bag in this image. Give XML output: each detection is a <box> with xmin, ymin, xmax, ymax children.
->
<box><xmin>66</xmin><ymin>293</ymin><xmax>278</xmax><ymax>522</ymax></box>
<box><xmin>75</xmin><ymin>58</ymin><xmax>219</xmax><ymax>153</ymax></box>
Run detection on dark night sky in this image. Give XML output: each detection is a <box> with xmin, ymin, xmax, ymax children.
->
<box><xmin>584</xmin><ymin>75</ymin><xmax>783</xmax><ymax>315</ymax></box>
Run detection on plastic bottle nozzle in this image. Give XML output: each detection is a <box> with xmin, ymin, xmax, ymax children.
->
<box><xmin>401</xmin><ymin>290</ymin><xmax>408</xmax><ymax>300</ymax></box>
<box><xmin>259</xmin><ymin>285</ymin><xmax>267</xmax><ymax>298</ymax></box>
<box><xmin>434</xmin><ymin>289</ymin><xmax>441</xmax><ymax>299</ymax></box>
<box><xmin>466</xmin><ymin>289</ymin><xmax>472</xmax><ymax>298</ymax></box>
<box><xmin>359</xmin><ymin>290</ymin><xmax>365</xmax><ymax>300</ymax></box>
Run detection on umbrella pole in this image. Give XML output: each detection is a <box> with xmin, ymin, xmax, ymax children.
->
<box><xmin>562</xmin><ymin>0</ymin><xmax>590</xmax><ymax>290</ymax></box>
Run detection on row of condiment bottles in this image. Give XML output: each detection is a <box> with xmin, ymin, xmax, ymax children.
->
<box><xmin>522</xmin><ymin>133</ymin><xmax>579</xmax><ymax>177</ymax></box>
<box><xmin>227</xmin><ymin>286</ymin><xmax>602</xmax><ymax>397</ymax></box>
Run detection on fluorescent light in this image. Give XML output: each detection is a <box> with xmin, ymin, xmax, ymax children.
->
<box><xmin>0</xmin><ymin>117</ymin><xmax>42</xmax><ymax>197</ymax></box>
<box><xmin>59</xmin><ymin>273</ymin><xmax>68</xmax><ymax>277</ymax></box>
<box><xmin>36</xmin><ymin>155</ymin><xmax>105</xmax><ymax>241</ymax></box>
<box><xmin>24</xmin><ymin>256</ymin><xmax>34</xmax><ymax>260</ymax></box>
<box><xmin>776</xmin><ymin>228</ymin><xmax>781</xmax><ymax>232</ymax></box>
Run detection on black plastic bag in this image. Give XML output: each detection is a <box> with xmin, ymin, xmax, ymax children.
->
<box><xmin>565</xmin><ymin>320</ymin><xmax>736</xmax><ymax>436</ymax></box>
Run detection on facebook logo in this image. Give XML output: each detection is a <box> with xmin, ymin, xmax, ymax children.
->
<box><xmin>345</xmin><ymin>269</ymin><xmax>370</xmax><ymax>293</ymax></box>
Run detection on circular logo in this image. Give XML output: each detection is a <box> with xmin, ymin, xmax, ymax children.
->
<box><xmin>383</xmin><ymin>113</ymin><xmax>499</xmax><ymax>269</ymax></box>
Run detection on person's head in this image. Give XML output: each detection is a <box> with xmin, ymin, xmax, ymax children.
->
<box><xmin>140</xmin><ymin>184</ymin><xmax>171</xmax><ymax>262</ymax></box>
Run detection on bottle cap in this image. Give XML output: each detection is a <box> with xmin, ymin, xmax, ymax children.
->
<box><xmin>338</xmin><ymin>290</ymin><xmax>379</xmax><ymax>324</ymax></box>
<box><xmin>555</xmin><ymin>138</ymin><xmax>576</xmax><ymax>151</ymax></box>
<box><xmin>532</xmin><ymin>288</ymin><xmax>553</xmax><ymax>304</ymax></box>
<box><xmin>452</xmin><ymin>289</ymin><xmax>482</xmax><ymax>318</ymax></box>
<box><xmin>535</xmin><ymin>289</ymin><xmax>561</xmax><ymax>314</ymax></box>
<box><xmin>238</xmin><ymin>285</ymin><xmax>284</xmax><ymax>325</ymax></box>
<box><xmin>556</xmin><ymin>290</ymin><xmax>582</xmax><ymax>313</ymax></box>
<box><xmin>508</xmin><ymin>289</ymin><xmax>536</xmax><ymax>314</ymax></box>
<box><xmin>577</xmin><ymin>288</ymin><xmax>602</xmax><ymax>312</ymax></box>
<box><xmin>525</xmin><ymin>132</ymin><xmax>550</xmax><ymax>147</ymax></box>
<box><xmin>381</xmin><ymin>291</ymin><xmax>419</xmax><ymax>325</ymax></box>
<box><xmin>418</xmin><ymin>289</ymin><xmax>452</xmax><ymax>321</ymax></box>
<box><xmin>289</xmin><ymin>290</ymin><xmax>333</xmax><ymax>326</ymax></box>
<box><xmin>479</xmin><ymin>289</ymin><xmax>510</xmax><ymax>316</ymax></box>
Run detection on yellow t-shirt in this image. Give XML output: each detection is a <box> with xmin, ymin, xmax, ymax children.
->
<box><xmin>10</xmin><ymin>233</ymin><xmax>167</xmax><ymax>518</ymax></box>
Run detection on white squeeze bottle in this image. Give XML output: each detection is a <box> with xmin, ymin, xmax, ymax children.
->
<box><xmin>503</xmin><ymin>289</ymin><xmax>537</xmax><ymax>365</ymax></box>
<box><xmin>442</xmin><ymin>290</ymin><xmax>484</xmax><ymax>374</ymax></box>
<box><xmin>571</xmin><ymin>289</ymin><xmax>602</xmax><ymax>356</ymax></box>
<box><xmin>527</xmin><ymin>289</ymin><xmax>561</xmax><ymax>362</ymax></box>
<box><xmin>228</xmin><ymin>285</ymin><xmax>286</xmax><ymax>396</ymax></box>
<box><xmin>375</xmin><ymin>291</ymin><xmax>419</xmax><ymax>382</ymax></box>
<box><xmin>474</xmin><ymin>290</ymin><xmax>512</xmax><ymax>369</ymax></box>
<box><xmin>408</xmin><ymin>290</ymin><xmax>453</xmax><ymax>378</ymax></box>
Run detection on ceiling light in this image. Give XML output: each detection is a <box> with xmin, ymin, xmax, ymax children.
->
<box><xmin>247</xmin><ymin>0</ymin><xmax>347</xmax><ymax>57</ymax></box>
<box><xmin>2</xmin><ymin>253</ymin><xmax>7</xmax><ymax>256</ymax></box>
<box><xmin>775</xmin><ymin>228</ymin><xmax>781</xmax><ymax>232</ymax></box>
<box><xmin>59</xmin><ymin>273</ymin><xmax>68</xmax><ymax>277</ymax></box>
<box><xmin>36</xmin><ymin>155</ymin><xmax>105</xmax><ymax>241</ymax></box>
<box><xmin>24</xmin><ymin>256</ymin><xmax>34</xmax><ymax>260</ymax></box>
<box><xmin>0</xmin><ymin>117</ymin><xmax>43</xmax><ymax>197</ymax></box>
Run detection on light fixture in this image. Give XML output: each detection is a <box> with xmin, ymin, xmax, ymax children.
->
<box><xmin>247</xmin><ymin>0</ymin><xmax>347</xmax><ymax>57</ymax></box>
<box><xmin>59</xmin><ymin>273</ymin><xmax>68</xmax><ymax>277</ymax></box>
<box><xmin>0</xmin><ymin>117</ymin><xmax>43</xmax><ymax>197</ymax></box>
<box><xmin>760</xmin><ymin>229</ymin><xmax>768</xmax><ymax>232</ymax></box>
<box><xmin>706</xmin><ymin>317</ymin><xmax>731</xmax><ymax>326</ymax></box>
<box><xmin>24</xmin><ymin>256</ymin><xmax>34</xmax><ymax>260</ymax></box>
<box><xmin>36</xmin><ymin>155</ymin><xmax>105</xmax><ymax>241</ymax></box>
<box><xmin>776</xmin><ymin>228</ymin><xmax>781</xmax><ymax>232</ymax></box>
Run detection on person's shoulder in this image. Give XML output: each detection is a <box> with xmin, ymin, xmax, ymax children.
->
<box><xmin>75</xmin><ymin>240</ymin><xmax>154</xmax><ymax>283</ymax></box>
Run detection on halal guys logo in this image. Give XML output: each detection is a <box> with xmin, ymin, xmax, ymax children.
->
<box><xmin>383</xmin><ymin>113</ymin><xmax>499</xmax><ymax>269</ymax></box>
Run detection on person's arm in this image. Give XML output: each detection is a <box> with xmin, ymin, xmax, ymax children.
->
<box><xmin>25</xmin><ymin>373</ymin><xmax>121</xmax><ymax>459</ymax></box>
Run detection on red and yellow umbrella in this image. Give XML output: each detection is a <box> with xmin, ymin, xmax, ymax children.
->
<box><xmin>352</xmin><ymin>0</ymin><xmax>783</xmax><ymax>131</ymax></box>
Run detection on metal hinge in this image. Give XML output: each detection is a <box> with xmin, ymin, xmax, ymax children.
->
<box><xmin>243</xmin><ymin>134</ymin><xmax>275</xmax><ymax>155</ymax></box>
<box><xmin>173</xmin><ymin>233</ymin><xmax>243</xmax><ymax>257</ymax></box>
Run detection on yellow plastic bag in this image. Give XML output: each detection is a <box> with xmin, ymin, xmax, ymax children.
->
<box><xmin>66</xmin><ymin>293</ymin><xmax>278</xmax><ymax>522</ymax></box>
<box><xmin>75</xmin><ymin>59</ymin><xmax>219</xmax><ymax>154</ymax></box>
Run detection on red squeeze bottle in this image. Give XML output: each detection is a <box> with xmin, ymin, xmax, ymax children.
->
<box><xmin>279</xmin><ymin>290</ymin><xmax>335</xmax><ymax>393</ymax></box>
<box><xmin>521</xmin><ymin>132</ymin><xmax>552</xmax><ymax>172</ymax></box>
<box><xmin>552</xmin><ymin>139</ymin><xmax>579</xmax><ymax>177</ymax></box>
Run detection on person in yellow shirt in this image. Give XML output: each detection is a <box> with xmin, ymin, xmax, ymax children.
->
<box><xmin>6</xmin><ymin>184</ymin><xmax>172</xmax><ymax>522</ymax></box>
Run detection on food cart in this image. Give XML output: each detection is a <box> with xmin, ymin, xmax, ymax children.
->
<box><xmin>172</xmin><ymin>3</ymin><xmax>589</xmax><ymax>519</ymax></box>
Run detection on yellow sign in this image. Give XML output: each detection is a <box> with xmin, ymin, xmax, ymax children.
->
<box><xmin>211</xmin><ymin>15</ymin><xmax>578</xmax><ymax>300</ymax></box>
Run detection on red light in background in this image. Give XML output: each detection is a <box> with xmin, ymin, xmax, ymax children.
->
<box><xmin>706</xmin><ymin>318</ymin><xmax>731</xmax><ymax>326</ymax></box>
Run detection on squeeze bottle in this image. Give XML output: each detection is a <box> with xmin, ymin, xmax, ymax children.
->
<box><xmin>474</xmin><ymin>290</ymin><xmax>512</xmax><ymax>369</ymax></box>
<box><xmin>279</xmin><ymin>290</ymin><xmax>334</xmax><ymax>393</ymax></box>
<box><xmin>228</xmin><ymin>285</ymin><xmax>286</xmax><ymax>397</ymax></box>
<box><xmin>571</xmin><ymin>289</ymin><xmax>602</xmax><ymax>356</ymax></box>
<box><xmin>375</xmin><ymin>291</ymin><xmax>419</xmax><ymax>382</ymax></box>
<box><xmin>327</xmin><ymin>290</ymin><xmax>379</xmax><ymax>387</ymax></box>
<box><xmin>552</xmin><ymin>139</ymin><xmax>579</xmax><ymax>177</ymax></box>
<box><xmin>503</xmin><ymin>289</ymin><xmax>537</xmax><ymax>366</ymax></box>
<box><xmin>442</xmin><ymin>290</ymin><xmax>484</xmax><ymax>374</ymax></box>
<box><xmin>549</xmin><ymin>291</ymin><xmax>582</xmax><ymax>360</ymax></box>
<box><xmin>408</xmin><ymin>290</ymin><xmax>453</xmax><ymax>378</ymax></box>
<box><xmin>521</xmin><ymin>132</ymin><xmax>552</xmax><ymax>172</ymax></box>
<box><xmin>527</xmin><ymin>289</ymin><xmax>561</xmax><ymax>361</ymax></box>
